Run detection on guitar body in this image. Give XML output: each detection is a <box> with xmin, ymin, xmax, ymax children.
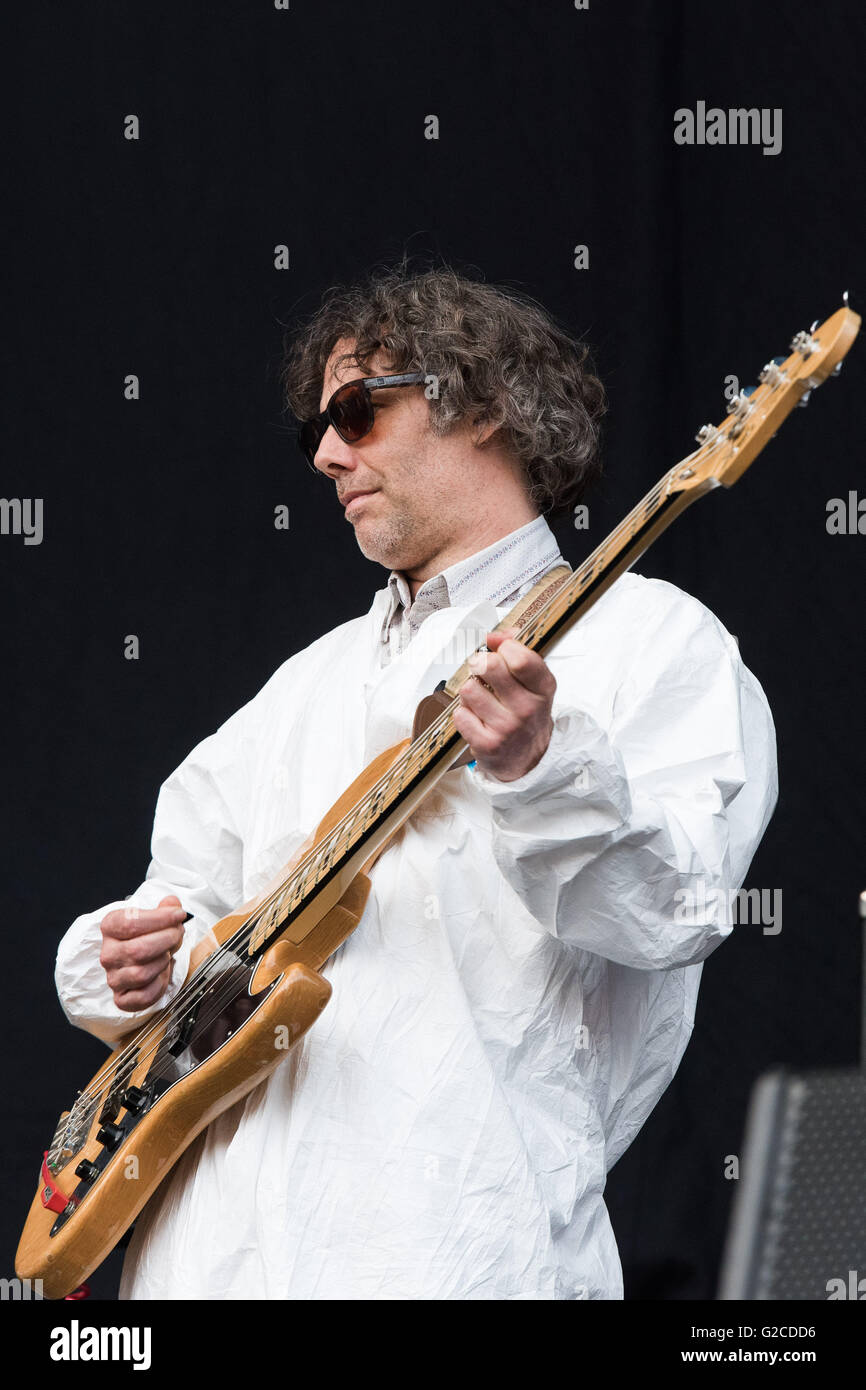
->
<box><xmin>16</xmin><ymin>952</ymin><xmax>333</xmax><ymax>1300</ymax></box>
<box><xmin>15</xmin><ymin>739</ymin><xmax>407</xmax><ymax>1299</ymax></box>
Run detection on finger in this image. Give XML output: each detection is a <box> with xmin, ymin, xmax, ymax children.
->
<box><xmin>482</xmin><ymin>633</ymin><xmax>556</xmax><ymax>698</ymax></box>
<box><xmin>464</xmin><ymin>650</ymin><xmax>540</xmax><ymax>721</ymax></box>
<box><xmin>452</xmin><ymin>702</ymin><xmax>499</xmax><ymax>756</ymax></box>
<box><xmin>106</xmin><ymin>959</ymin><xmax>171</xmax><ymax>995</ymax></box>
<box><xmin>100</xmin><ymin>925</ymin><xmax>185</xmax><ymax>970</ymax></box>
<box><xmin>102</xmin><ymin>903</ymin><xmax>188</xmax><ymax>942</ymax></box>
<box><xmin>113</xmin><ymin>966</ymin><xmax>171</xmax><ymax>1013</ymax></box>
<box><xmin>458</xmin><ymin>672</ymin><xmax>517</xmax><ymax>733</ymax></box>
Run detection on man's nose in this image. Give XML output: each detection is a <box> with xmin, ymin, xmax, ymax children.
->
<box><xmin>313</xmin><ymin>426</ymin><xmax>361</xmax><ymax>476</ymax></box>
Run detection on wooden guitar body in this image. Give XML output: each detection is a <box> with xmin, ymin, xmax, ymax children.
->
<box><xmin>17</xmin><ymin>951</ymin><xmax>333</xmax><ymax>1300</ymax></box>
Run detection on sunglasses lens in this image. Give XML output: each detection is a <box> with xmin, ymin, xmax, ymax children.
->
<box><xmin>329</xmin><ymin>383</ymin><xmax>373</xmax><ymax>442</ymax></box>
<box><xmin>298</xmin><ymin>382</ymin><xmax>377</xmax><ymax>468</ymax></box>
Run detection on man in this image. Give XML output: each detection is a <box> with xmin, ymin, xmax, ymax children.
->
<box><xmin>55</xmin><ymin>264</ymin><xmax>777</xmax><ymax>1299</ymax></box>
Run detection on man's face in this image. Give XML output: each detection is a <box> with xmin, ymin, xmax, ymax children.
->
<box><xmin>312</xmin><ymin>337</ymin><xmax>480</xmax><ymax>575</ymax></box>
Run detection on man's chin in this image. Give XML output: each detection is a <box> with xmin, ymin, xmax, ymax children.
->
<box><xmin>351</xmin><ymin>521</ymin><xmax>407</xmax><ymax>570</ymax></box>
<box><xmin>350</xmin><ymin>521</ymin><xmax>387</xmax><ymax>563</ymax></box>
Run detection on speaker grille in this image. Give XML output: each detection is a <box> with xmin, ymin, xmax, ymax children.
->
<box><xmin>719</xmin><ymin>1069</ymin><xmax>866</xmax><ymax>1300</ymax></box>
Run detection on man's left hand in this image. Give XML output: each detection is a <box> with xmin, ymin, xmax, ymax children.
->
<box><xmin>452</xmin><ymin>628</ymin><xmax>557</xmax><ymax>783</ymax></box>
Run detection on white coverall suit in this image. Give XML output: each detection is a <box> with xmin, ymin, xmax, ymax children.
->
<box><xmin>54</xmin><ymin>515</ymin><xmax>778</xmax><ymax>1299</ymax></box>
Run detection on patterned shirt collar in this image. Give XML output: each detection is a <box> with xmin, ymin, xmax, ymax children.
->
<box><xmin>378</xmin><ymin>514</ymin><xmax>564</xmax><ymax>651</ymax></box>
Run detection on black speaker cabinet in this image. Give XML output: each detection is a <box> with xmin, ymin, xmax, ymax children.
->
<box><xmin>718</xmin><ymin>1067</ymin><xmax>866</xmax><ymax>1299</ymax></box>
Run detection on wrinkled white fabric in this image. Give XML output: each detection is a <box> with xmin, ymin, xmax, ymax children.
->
<box><xmin>54</xmin><ymin>520</ymin><xmax>777</xmax><ymax>1301</ymax></box>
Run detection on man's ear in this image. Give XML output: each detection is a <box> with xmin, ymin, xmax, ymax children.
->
<box><xmin>472</xmin><ymin>417</ymin><xmax>502</xmax><ymax>448</ymax></box>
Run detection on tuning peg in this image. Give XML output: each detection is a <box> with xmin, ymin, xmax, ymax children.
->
<box><xmin>695</xmin><ymin>423</ymin><xmax>720</xmax><ymax>446</ymax></box>
<box><xmin>726</xmin><ymin>390</ymin><xmax>754</xmax><ymax>420</ymax></box>
<box><xmin>726</xmin><ymin>390</ymin><xmax>755</xmax><ymax>439</ymax></box>
<box><xmin>791</xmin><ymin>330</ymin><xmax>818</xmax><ymax>357</ymax></box>
<box><xmin>759</xmin><ymin>357</ymin><xmax>788</xmax><ymax>387</ymax></box>
<box><xmin>831</xmin><ymin>362</ymin><xmax>843</xmax><ymax>377</ymax></box>
<box><xmin>797</xmin><ymin>390</ymin><xmax>812</xmax><ymax>408</ymax></box>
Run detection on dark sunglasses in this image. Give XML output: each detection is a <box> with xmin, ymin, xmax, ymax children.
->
<box><xmin>297</xmin><ymin>372</ymin><xmax>427</xmax><ymax>470</ymax></box>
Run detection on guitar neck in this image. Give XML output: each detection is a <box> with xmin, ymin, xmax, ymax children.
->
<box><xmin>518</xmin><ymin>467</ymin><xmax>715</xmax><ymax>662</ymax></box>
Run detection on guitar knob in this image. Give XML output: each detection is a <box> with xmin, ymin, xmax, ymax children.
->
<box><xmin>74</xmin><ymin>1159</ymin><xmax>100</xmax><ymax>1183</ymax></box>
<box><xmin>96</xmin><ymin>1122</ymin><xmax>124</xmax><ymax>1152</ymax></box>
<box><xmin>121</xmin><ymin>1086</ymin><xmax>147</xmax><ymax>1116</ymax></box>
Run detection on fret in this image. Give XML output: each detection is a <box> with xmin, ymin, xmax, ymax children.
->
<box><xmin>340</xmin><ymin>803</ymin><xmax>364</xmax><ymax>852</ymax></box>
<box><xmin>358</xmin><ymin>796</ymin><xmax>376</xmax><ymax>836</ymax></box>
<box><xmin>285</xmin><ymin>875</ymin><xmax>304</xmax><ymax>917</ymax></box>
<box><xmin>258</xmin><ymin>902</ymin><xmax>278</xmax><ymax>939</ymax></box>
<box><xmin>311</xmin><ymin>847</ymin><xmax>329</xmax><ymax>886</ymax></box>
<box><xmin>583</xmin><ymin>545</ymin><xmax>606</xmax><ymax>581</ymax></box>
<box><xmin>327</xmin><ymin>813</ymin><xmax>356</xmax><ymax>869</ymax></box>
<box><xmin>294</xmin><ymin>856</ymin><xmax>316</xmax><ymax>903</ymax></box>
<box><xmin>335</xmin><ymin>814</ymin><xmax>357</xmax><ymax>858</ymax></box>
<box><xmin>368</xmin><ymin>781</ymin><xmax>389</xmax><ymax>818</ymax></box>
<box><xmin>391</xmin><ymin>755</ymin><xmax>412</xmax><ymax>794</ymax></box>
<box><xmin>423</xmin><ymin>726</ymin><xmax>441</xmax><ymax>758</ymax></box>
<box><xmin>249</xmin><ymin>911</ymin><xmax>270</xmax><ymax>954</ymax></box>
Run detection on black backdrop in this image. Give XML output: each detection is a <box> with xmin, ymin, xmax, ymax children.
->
<box><xmin>3</xmin><ymin>1</ymin><xmax>865</xmax><ymax>1301</ymax></box>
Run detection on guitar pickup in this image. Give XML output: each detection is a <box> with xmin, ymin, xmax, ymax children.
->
<box><xmin>97</xmin><ymin>1092</ymin><xmax>122</xmax><ymax>1125</ymax></box>
<box><xmin>167</xmin><ymin>1009</ymin><xmax>199</xmax><ymax>1057</ymax></box>
<box><xmin>97</xmin><ymin>1049</ymin><xmax>140</xmax><ymax>1123</ymax></box>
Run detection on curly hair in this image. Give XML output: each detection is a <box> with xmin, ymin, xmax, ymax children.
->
<box><xmin>280</xmin><ymin>260</ymin><xmax>606</xmax><ymax>518</ymax></box>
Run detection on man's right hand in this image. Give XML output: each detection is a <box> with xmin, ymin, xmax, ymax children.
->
<box><xmin>100</xmin><ymin>894</ymin><xmax>189</xmax><ymax>1012</ymax></box>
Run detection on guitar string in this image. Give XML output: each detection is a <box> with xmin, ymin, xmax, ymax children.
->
<box><xmin>70</xmin><ymin>459</ymin><xmax>693</xmax><ymax>1114</ymax></box>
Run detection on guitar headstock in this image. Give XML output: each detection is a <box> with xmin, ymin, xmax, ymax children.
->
<box><xmin>668</xmin><ymin>302</ymin><xmax>861</xmax><ymax>493</ymax></box>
